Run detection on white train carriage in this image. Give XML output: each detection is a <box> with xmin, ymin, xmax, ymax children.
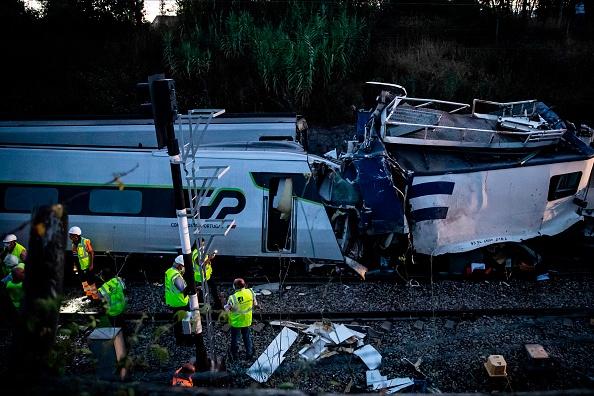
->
<box><xmin>0</xmin><ymin>141</ymin><xmax>344</xmax><ymax>262</ymax></box>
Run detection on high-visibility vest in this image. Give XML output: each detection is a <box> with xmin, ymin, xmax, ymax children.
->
<box><xmin>10</xmin><ymin>243</ymin><xmax>26</xmax><ymax>264</ymax></box>
<box><xmin>6</xmin><ymin>280</ymin><xmax>24</xmax><ymax>308</ymax></box>
<box><xmin>165</xmin><ymin>268</ymin><xmax>188</xmax><ymax>307</ymax></box>
<box><xmin>171</xmin><ymin>367</ymin><xmax>193</xmax><ymax>387</ymax></box>
<box><xmin>73</xmin><ymin>238</ymin><xmax>92</xmax><ymax>270</ymax></box>
<box><xmin>99</xmin><ymin>277</ymin><xmax>126</xmax><ymax>316</ymax></box>
<box><xmin>228</xmin><ymin>288</ymin><xmax>255</xmax><ymax>328</ymax></box>
<box><xmin>192</xmin><ymin>248</ymin><xmax>212</xmax><ymax>282</ymax></box>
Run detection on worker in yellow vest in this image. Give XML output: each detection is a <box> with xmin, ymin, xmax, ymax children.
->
<box><xmin>2</xmin><ymin>266</ymin><xmax>25</xmax><ymax>326</ymax></box>
<box><xmin>165</xmin><ymin>255</ymin><xmax>189</xmax><ymax>346</ymax></box>
<box><xmin>224</xmin><ymin>278</ymin><xmax>258</xmax><ymax>361</ymax></box>
<box><xmin>1</xmin><ymin>234</ymin><xmax>26</xmax><ymax>265</ymax></box>
<box><xmin>98</xmin><ymin>267</ymin><xmax>127</xmax><ymax>328</ymax></box>
<box><xmin>69</xmin><ymin>226</ymin><xmax>99</xmax><ymax>303</ymax></box>
<box><xmin>191</xmin><ymin>239</ymin><xmax>222</xmax><ymax>310</ymax></box>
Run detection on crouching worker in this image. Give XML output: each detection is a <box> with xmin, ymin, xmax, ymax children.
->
<box><xmin>172</xmin><ymin>362</ymin><xmax>195</xmax><ymax>386</ymax></box>
<box><xmin>97</xmin><ymin>268</ymin><xmax>127</xmax><ymax>328</ymax></box>
<box><xmin>225</xmin><ymin>278</ymin><xmax>258</xmax><ymax>361</ymax></box>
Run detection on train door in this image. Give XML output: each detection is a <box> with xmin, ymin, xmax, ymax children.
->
<box><xmin>262</xmin><ymin>177</ymin><xmax>296</xmax><ymax>253</ymax></box>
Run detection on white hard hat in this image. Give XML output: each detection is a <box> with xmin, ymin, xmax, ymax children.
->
<box><xmin>3</xmin><ymin>254</ymin><xmax>19</xmax><ymax>268</ymax></box>
<box><xmin>174</xmin><ymin>255</ymin><xmax>184</xmax><ymax>266</ymax></box>
<box><xmin>3</xmin><ymin>234</ymin><xmax>16</xmax><ymax>243</ymax></box>
<box><xmin>68</xmin><ymin>226</ymin><xmax>82</xmax><ymax>235</ymax></box>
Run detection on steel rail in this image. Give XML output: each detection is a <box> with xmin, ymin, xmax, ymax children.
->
<box><xmin>59</xmin><ymin>307</ymin><xmax>594</xmax><ymax>323</ymax></box>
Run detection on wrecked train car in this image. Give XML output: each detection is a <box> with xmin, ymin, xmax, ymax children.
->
<box><xmin>321</xmin><ymin>83</ymin><xmax>594</xmax><ymax>268</ymax></box>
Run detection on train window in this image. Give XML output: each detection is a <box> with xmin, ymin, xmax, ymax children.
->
<box><xmin>547</xmin><ymin>171</ymin><xmax>582</xmax><ymax>201</ymax></box>
<box><xmin>4</xmin><ymin>186</ymin><xmax>58</xmax><ymax>211</ymax></box>
<box><xmin>89</xmin><ymin>189</ymin><xmax>142</xmax><ymax>214</ymax></box>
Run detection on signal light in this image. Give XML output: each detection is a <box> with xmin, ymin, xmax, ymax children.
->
<box><xmin>136</xmin><ymin>74</ymin><xmax>179</xmax><ymax>149</ymax></box>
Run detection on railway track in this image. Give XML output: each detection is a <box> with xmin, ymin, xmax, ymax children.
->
<box><xmin>59</xmin><ymin>307</ymin><xmax>594</xmax><ymax>323</ymax></box>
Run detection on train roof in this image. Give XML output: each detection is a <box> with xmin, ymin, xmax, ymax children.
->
<box><xmin>0</xmin><ymin>113</ymin><xmax>298</xmax><ymax>149</ymax></box>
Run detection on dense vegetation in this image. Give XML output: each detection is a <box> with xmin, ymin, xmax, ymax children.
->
<box><xmin>2</xmin><ymin>0</ymin><xmax>593</xmax><ymax>125</ymax></box>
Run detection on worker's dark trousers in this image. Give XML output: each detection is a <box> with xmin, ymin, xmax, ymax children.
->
<box><xmin>197</xmin><ymin>279</ymin><xmax>222</xmax><ymax>310</ymax></box>
<box><xmin>230</xmin><ymin>326</ymin><xmax>253</xmax><ymax>360</ymax></box>
<box><xmin>170</xmin><ymin>305</ymin><xmax>189</xmax><ymax>346</ymax></box>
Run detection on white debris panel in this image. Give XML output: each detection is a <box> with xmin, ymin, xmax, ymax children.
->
<box><xmin>246</xmin><ymin>327</ymin><xmax>298</xmax><ymax>383</ymax></box>
<box><xmin>258</xmin><ymin>320</ymin><xmax>386</xmax><ymax>384</ymax></box>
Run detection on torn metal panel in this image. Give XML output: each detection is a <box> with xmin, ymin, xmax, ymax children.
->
<box><xmin>386</xmin><ymin>380</ymin><xmax>415</xmax><ymax>394</ymax></box>
<box><xmin>328</xmin><ymin>324</ymin><xmax>359</xmax><ymax>345</ymax></box>
<box><xmin>373</xmin><ymin>377</ymin><xmax>414</xmax><ymax>391</ymax></box>
<box><xmin>366</xmin><ymin>369</ymin><xmax>387</xmax><ymax>387</ymax></box>
<box><xmin>353</xmin><ymin>344</ymin><xmax>382</xmax><ymax>370</ymax></box>
<box><xmin>246</xmin><ymin>327</ymin><xmax>298</xmax><ymax>383</ymax></box>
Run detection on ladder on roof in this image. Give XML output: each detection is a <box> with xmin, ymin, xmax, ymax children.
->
<box><xmin>178</xmin><ymin>109</ymin><xmax>235</xmax><ymax>366</ymax></box>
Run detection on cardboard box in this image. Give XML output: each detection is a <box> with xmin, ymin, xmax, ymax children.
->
<box><xmin>485</xmin><ymin>355</ymin><xmax>507</xmax><ymax>377</ymax></box>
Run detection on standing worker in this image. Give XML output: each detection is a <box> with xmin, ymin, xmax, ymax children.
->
<box><xmin>192</xmin><ymin>239</ymin><xmax>223</xmax><ymax>310</ymax></box>
<box><xmin>1</xmin><ymin>234</ymin><xmax>27</xmax><ymax>264</ymax></box>
<box><xmin>97</xmin><ymin>267</ymin><xmax>127</xmax><ymax>327</ymax></box>
<box><xmin>224</xmin><ymin>278</ymin><xmax>258</xmax><ymax>361</ymax></box>
<box><xmin>165</xmin><ymin>255</ymin><xmax>189</xmax><ymax>346</ymax></box>
<box><xmin>69</xmin><ymin>226</ymin><xmax>99</xmax><ymax>303</ymax></box>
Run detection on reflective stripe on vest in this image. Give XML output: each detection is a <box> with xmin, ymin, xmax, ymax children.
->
<box><xmin>165</xmin><ymin>268</ymin><xmax>188</xmax><ymax>307</ymax></box>
<box><xmin>192</xmin><ymin>248</ymin><xmax>212</xmax><ymax>282</ymax></box>
<box><xmin>229</xmin><ymin>288</ymin><xmax>254</xmax><ymax>327</ymax></box>
<box><xmin>99</xmin><ymin>277</ymin><xmax>126</xmax><ymax>316</ymax></box>
<box><xmin>74</xmin><ymin>238</ymin><xmax>91</xmax><ymax>270</ymax></box>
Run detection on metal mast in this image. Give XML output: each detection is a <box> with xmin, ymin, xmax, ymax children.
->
<box><xmin>178</xmin><ymin>109</ymin><xmax>235</xmax><ymax>367</ymax></box>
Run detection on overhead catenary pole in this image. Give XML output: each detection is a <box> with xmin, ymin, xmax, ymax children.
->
<box><xmin>148</xmin><ymin>75</ymin><xmax>210</xmax><ymax>371</ymax></box>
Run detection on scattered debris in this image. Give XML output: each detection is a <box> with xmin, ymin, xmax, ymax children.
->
<box><xmin>354</xmin><ymin>344</ymin><xmax>382</xmax><ymax>369</ymax></box>
<box><xmin>445</xmin><ymin>320</ymin><xmax>455</xmax><ymax>330</ymax></box>
<box><xmin>413</xmin><ymin>320</ymin><xmax>424</xmax><ymax>330</ymax></box>
<box><xmin>252</xmin><ymin>323</ymin><xmax>265</xmax><ymax>333</ymax></box>
<box><xmin>366</xmin><ymin>369</ymin><xmax>387</xmax><ymax>387</ymax></box>
<box><xmin>269</xmin><ymin>320</ymin><xmax>309</xmax><ymax>330</ymax></box>
<box><xmin>380</xmin><ymin>321</ymin><xmax>392</xmax><ymax>332</ymax></box>
<box><xmin>345</xmin><ymin>257</ymin><xmax>367</xmax><ymax>279</ymax></box>
<box><xmin>246</xmin><ymin>327</ymin><xmax>298</xmax><ymax>383</ymax></box>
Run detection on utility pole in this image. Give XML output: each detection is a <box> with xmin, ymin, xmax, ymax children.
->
<box><xmin>138</xmin><ymin>74</ymin><xmax>209</xmax><ymax>371</ymax></box>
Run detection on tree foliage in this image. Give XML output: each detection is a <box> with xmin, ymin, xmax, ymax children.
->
<box><xmin>1</xmin><ymin>0</ymin><xmax>594</xmax><ymax>125</ymax></box>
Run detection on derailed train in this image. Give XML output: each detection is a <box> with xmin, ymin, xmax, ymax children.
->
<box><xmin>2</xmin><ymin>84</ymin><xmax>594</xmax><ymax>274</ymax></box>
